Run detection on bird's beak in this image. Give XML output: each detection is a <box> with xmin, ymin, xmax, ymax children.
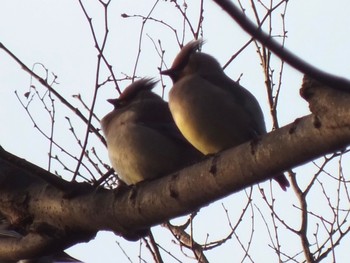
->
<box><xmin>107</xmin><ymin>98</ymin><xmax>119</xmax><ymax>105</ymax></box>
<box><xmin>161</xmin><ymin>68</ymin><xmax>179</xmax><ymax>82</ymax></box>
<box><xmin>160</xmin><ymin>68</ymin><xmax>173</xmax><ymax>76</ymax></box>
<box><xmin>108</xmin><ymin>98</ymin><xmax>124</xmax><ymax>110</ymax></box>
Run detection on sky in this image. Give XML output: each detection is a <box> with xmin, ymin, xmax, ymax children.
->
<box><xmin>1</xmin><ymin>0</ymin><xmax>350</xmax><ymax>262</ymax></box>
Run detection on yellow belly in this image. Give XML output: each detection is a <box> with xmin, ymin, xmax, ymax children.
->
<box><xmin>171</xmin><ymin>109</ymin><xmax>218</xmax><ymax>155</ymax></box>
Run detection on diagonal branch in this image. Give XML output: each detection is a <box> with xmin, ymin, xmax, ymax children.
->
<box><xmin>1</xmin><ymin>76</ymin><xmax>350</xmax><ymax>260</ymax></box>
<box><xmin>0</xmin><ymin>42</ymin><xmax>106</xmax><ymax>147</ymax></box>
<box><xmin>211</xmin><ymin>0</ymin><xmax>350</xmax><ymax>91</ymax></box>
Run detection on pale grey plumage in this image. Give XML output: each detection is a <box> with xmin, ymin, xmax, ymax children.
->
<box><xmin>101</xmin><ymin>78</ymin><xmax>203</xmax><ymax>185</ymax></box>
<box><xmin>161</xmin><ymin>40</ymin><xmax>289</xmax><ymax>190</ymax></box>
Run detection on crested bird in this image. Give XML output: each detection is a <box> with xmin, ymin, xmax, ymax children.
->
<box><xmin>161</xmin><ymin>40</ymin><xmax>289</xmax><ymax>190</ymax></box>
<box><xmin>101</xmin><ymin>78</ymin><xmax>203</xmax><ymax>185</ymax></box>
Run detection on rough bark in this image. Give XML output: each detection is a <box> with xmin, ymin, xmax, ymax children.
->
<box><xmin>1</xmin><ymin>76</ymin><xmax>350</xmax><ymax>260</ymax></box>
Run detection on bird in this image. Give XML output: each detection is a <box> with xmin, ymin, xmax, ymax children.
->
<box><xmin>161</xmin><ymin>40</ymin><xmax>289</xmax><ymax>190</ymax></box>
<box><xmin>101</xmin><ymin>78</ymin><xmax>203</xmax><ymax>185</ymax></box>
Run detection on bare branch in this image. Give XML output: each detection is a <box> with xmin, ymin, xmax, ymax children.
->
<box><xmin>2</xmin><ymin>76</ymin><xmax>350</xmax><ymax>260</ymax></box>
<box><xmin>0</xmin><ymin>42</ymin><xmax>106</xmax><ymax>146</ymax></box>
<box><xmin>211</xmin><ymin>0</ymin><xmax>350</xmax><ymax>91</ymax></box>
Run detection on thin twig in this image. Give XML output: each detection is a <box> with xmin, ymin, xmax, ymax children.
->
<box><xmin>211</xmin><ymin>0</ymin><xmax>350</xmax><ymax>91</ymax></box>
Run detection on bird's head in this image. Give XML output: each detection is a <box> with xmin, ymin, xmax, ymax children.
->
<box><xmin>107</xmin><ymin>78</ymin><xmax>158</xmax><ymax>109</ymax></box>
<box><xmin>161</xmin><ymin>39</ymin><xmax>222</xmax><ymax>82</ymax></box>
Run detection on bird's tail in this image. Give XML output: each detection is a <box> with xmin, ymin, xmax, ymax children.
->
<box><xmin>273</xmin><ymin>173</ymin><xmax>290</xmax><ymax>191</ymax></box>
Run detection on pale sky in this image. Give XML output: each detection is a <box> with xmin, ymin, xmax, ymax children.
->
<box><xmin>1</xmin><ymin>0</ymin><xmax>350</xmax><ymax>262</ymax></box>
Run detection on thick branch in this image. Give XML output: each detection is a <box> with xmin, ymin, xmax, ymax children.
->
<box><xmin>1</xmin><ymin>77</ymin><xmax>350</xmax><ymax>260</ymax></box>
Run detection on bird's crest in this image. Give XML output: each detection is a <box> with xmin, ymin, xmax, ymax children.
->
<box><xmin>108</xmin><ymin>78</ymin><xmax>157</xmax><ymax>106</ymax></box>
<box><xmin>119</xmin><ymin>78</ymin><xmax>157</xmax><ymax>100</ymax></box>
<box><xmin>169</xmin><ymin>39</ymin><xmax>204</xmax><ymax>71</ymax></box>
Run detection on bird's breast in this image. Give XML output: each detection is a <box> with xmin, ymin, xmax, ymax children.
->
<box><xmin>168</xmin><ymin>75</ymin><xmax>263</xmax><ymax>155</ymax></box>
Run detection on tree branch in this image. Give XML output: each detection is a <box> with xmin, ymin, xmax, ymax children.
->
<box><xmin>1</xmin><ymin>76</ymin><xmax>350</xmax><ymax>260</ymax></box>
<box><xmin>0</xmin><ymin>42</ymin><xmax>106</xmax><ymax>147</ymax></box>
<box><xmin>211</xmin><ymin>0</ymin><xmax>350</xmax><ymax>91</ymax></box>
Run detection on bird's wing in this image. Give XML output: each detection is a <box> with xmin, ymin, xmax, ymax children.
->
<box><xmin>216</xmin><ymin>75</ymin><xmax>267</xmax><ymax>135</ymax></box>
